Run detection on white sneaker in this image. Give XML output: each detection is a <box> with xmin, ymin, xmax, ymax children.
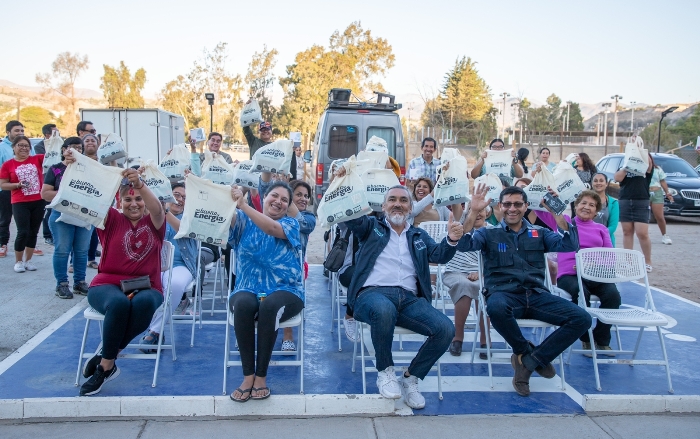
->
<box><xmin>661</xmin><ymin>234</ymin><xmax>672</xmax><ymax>245</ymax></box>
<box><xmin>24</xmin><ymin>260</ymin><xmax>37</xmax><ymax>271</ymax></box>
<box><xmin>344</xmin><ymin>317</ymin><xmax>358</xmax><ymax>342</ymax></box>
<box><xmin>401</xmin><ymin>374</ymin><xmax>426</xmax><ymax>409</ymax></box>
<box><xmin>14</xmin><ymin>262</ymin><xmax>25</xmax><ymax>273</ymax></box>
<box><xmin>376</xmin><ymin>366</ymin><xmax>401</xmax><ymax>399</ymax></box>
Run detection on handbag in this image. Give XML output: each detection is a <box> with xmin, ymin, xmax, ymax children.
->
<box><xmin>323</xmin><ymin>228</ymin><xmax>351</xmax><ymax>273</ymax></box>
<box><xmin>120</xmin><ymin>275</ymin><xmax>151</xmax><ymax>299</ymax></box>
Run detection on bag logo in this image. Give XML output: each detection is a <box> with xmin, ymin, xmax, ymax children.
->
<box><xmin>414</xmin><ymin>239</ymin><xmax>426</xmax><ymax>250</ymax></box>
<box><xmin>193</xmin><ymin>208</ymin><xmax>226</xmax><ymax>223</ymax></box>
<box><xmin>144</xmin><ymin>177</ymin><xmax>166</xmax><ymax>187</ymax></box>
<box><xmin>557</xmin><ymin>179</ymin><xmax>574</xmax><ymax>192</ymax></box>
<box><xmin>437</xmin><ymin>176</ymin><xmax>457</xmax><ymax>188</ymax></box>
<box><xmin>207</xmin><ymin>165</ymin><xmax>229</xmax><ymax>173</ymax></box>
<box><xmin>68</xmin><ymin>179</ymin><xmax>102</xmax><ymax>197</ymax></box>
<box><xmin>366</xmin><ymin>184</ymin><xmax>389</xmax><ymax>193</ymax></box>
<box><xmin>160</xmin><ymin>159</ymin><xmax>179</xmax><ymax>167</ymax></box>
<box><xmin>325</xmin><ymin>185</ymin><xmax>352</xmax><ymax>201</ymax></box>
<box><xmin>260</xmin><ymin>149</ymin><xmax>284</xmax><ymax>158</ymax></box>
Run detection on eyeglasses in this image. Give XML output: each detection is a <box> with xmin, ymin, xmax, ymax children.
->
<box><xmin>173</xmin><ymin>193</ymin><xmax>186</xmax><ymax>200</ymax></box>
<box><xmin>83</xmin><ymin>129</ymin><xmax>97</xmax><ymax>134</ymax></box>
<box><xmin>501</xmin><ymin>201</ymin><xmax>525</xmax><ymax>208</ymax></box>
<box><xmin>491</xmin><ymin>144</ymin><xmax>505</xmax><ymax>149</ymax></box>
<box><xmin>14</xmin><ymin>144</ymin><xmax>31</xmax><ymax>149</ymax></box>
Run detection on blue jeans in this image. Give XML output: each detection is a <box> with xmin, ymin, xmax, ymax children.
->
<box><xmin>49</xmin><ymin>209</ymin><xmax>92</xmax><ymax>286</ymax></box>
<box><xmin>486</xmin><ymin>289</ymin><xmax>592</xmax><ymax>372</ymax></box>
<box><xmin>353</xmin><ymin>286</ymin><xmax>454</xmax><ymax>380</ymax></box>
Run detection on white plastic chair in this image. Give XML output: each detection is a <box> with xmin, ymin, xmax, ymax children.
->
<box><xmin>574</xmin><ymin>248</ymin><xmax>673</xmax><ymax>393</ymax></box>
<box><xmin>222</xmin><ymin>251</ymin><xmax>305</xmax><ymax>395</ymax></box>
<box><xmin>330</xmin><ymin>273</ymin><xmax>349</xmax><ymax>351</ymax></box>
<box><xmin>75</xmin><ymin>241</ymin><xmax>177</xmax><ymax>388</ymax></box>
<box><xmin>417</xmin><ymin>221</ymin><xmax>449</xmax><ymax>313</ymax></box>
<box><xmin>471</xmin><ymin>253</ymin><xmax>567</xmax><ymax>391</ymax></box>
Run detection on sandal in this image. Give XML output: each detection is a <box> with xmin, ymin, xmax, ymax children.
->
<box><xmin>87</xmin><ymin>261</ymin><xmax>99</xmax><ymax>269</ymax></box>
<box><xmin>645</xmin><ymin>264</ymin><xmax>652</xmax><ymax>273</ymax></box>
<box><xmin>251</xmin><ymin>386</ymin><xmax>271</xmax><ymax>400</ymax></box>
<box><xmin>230</xmin><ymin>387</ymin><xmax>252</xmax><ymax>403</ymax></box>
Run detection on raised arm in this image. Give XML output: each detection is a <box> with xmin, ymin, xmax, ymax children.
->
<box><xmin>470</xmin><ymin>150</ymin><xmax>487</xmax><ymax>179</ymax></box>
<box><xmin>127</xmin><ymin>168</ymin><xmax>165</xmax><ymax>229</ymax></box>
<box><xmin>231</xmin><ymin>184</ymin><xmax>287</xmax><ymax>239</ymax></box>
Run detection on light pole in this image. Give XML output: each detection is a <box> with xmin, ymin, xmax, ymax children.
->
<box><xmin>630</xmin><ymin>101</ymin><xmax>637</xmax><ymax>134</ymax></box>
<box><xmin>205</xmin><ymin>93</ymin><xmax>215</xmax><ymax>133</ymax></box>
<box><xmin>566</xmin><ymin>100</ymin><xmax>572</xmax><ymax>131</ymax></box>
<box><xmin>596</xmin><ymin>113</ymin><xmax>602</xmax><ymax>145</ymax></box>
<box><xmin>510</xmin><ymin>102</ymin><xmax>519</xmax><ymax>144</ymax></box>
<box><xmin>602</xmin><ymin>103</ymin><xmax>612</xmax><ymax>146</ymax></box>
<box><xmin>500</xmin><ymin>92</ymin><xmax>510</xmax><ymax>140</ymax></box>
<box><xmin>657</xmin><ymin>106</ymin><xmax>679</xmax><ymax>152</ymax></box>
<box><xmin>611</xmin><ymin>94</ymin><xmax>622</xmax><ymax>146</ymax></box>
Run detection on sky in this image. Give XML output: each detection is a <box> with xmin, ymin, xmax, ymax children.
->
<box><xmin>5</xmin><ymin>0</ymin><xmax>699</xmax><ymax>108</ymax></box>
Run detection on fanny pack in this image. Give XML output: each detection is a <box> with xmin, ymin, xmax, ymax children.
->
<box><xmin>120</xmin><ymin>276</ymin><xmax>151</xmax><ymax>299</ymax></box>
<box><xmin>323</xmin><ymin>228</ymin><xmax>351</xmax><ymax>273</ymax></box>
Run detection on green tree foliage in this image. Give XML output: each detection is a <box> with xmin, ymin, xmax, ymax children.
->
<box><xmin>160</xmin><ymin>43</ymin><xmax>244</xmax><ymax>137</ymax></box>
<box><xmin>35</xmin><ymin>52</ymin><xmax>89</xmax><ymax>132</ymax></box>
<box><xmin>18</xmin><ymin>106</ymin><xmax>59</xmax><ymax>137</ymax></box>
<box><xmin>546</xmin><ymin>94</ymin><xmax>563</xmax><ymax>129</ymax></box>
<box><xmin>669</xmin><ymin>104</ymin><xmax>700</xmax><ymax>145</ymax></box>
<box><xmin>277</xmin><ymin>22</ymin><xmax>395</xmax><ymax>137</ymax></box>
<box><xmin>100</xmin><ymin>61</ymin><xmax>146</xmax><ymax>108</ymax></box>
<box><xmin>245</xmin><ymin>45</ymin><xmax>279</xmax><ymax>125</ymax></box>
<box><xmin>567</xmin><ymin>102</ymin><xmax>584</xmax><ymax>131</ymax></box>
<box><xmin>420</xmin><ymin>57</ymin><xmax>496</xmax><ymax>146</ymax></box>
<box><xmin>639</xmin><ymin>121</ymin><xmax>682</xmax><ymax>151</ymax></box>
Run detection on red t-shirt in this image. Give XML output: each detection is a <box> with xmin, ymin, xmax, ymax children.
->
<box><xmin>0</xmin><ymin>155</ymin><xmax>45</xmax><ymax>203</ymax></box>
<box><xmin>90</xmin><ymin>208</ymin><xmax>166</xmax><ymax>294</ymax></box>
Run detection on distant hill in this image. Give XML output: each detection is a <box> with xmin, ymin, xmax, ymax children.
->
<box><xmin>0</xmin><ymin>79</ymin><xmax>102</xmax><ymax>99</ymax></box>
<box><xmin>583</xmin><ymin>103</ymin><xmax>698</xmax><ymax>132</ymax></box>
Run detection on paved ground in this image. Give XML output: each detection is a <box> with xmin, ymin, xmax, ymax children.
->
<box><xmin>1</xmin><ymin>413</ymin><xmax>700</xmax><ymax>438</ymax></box>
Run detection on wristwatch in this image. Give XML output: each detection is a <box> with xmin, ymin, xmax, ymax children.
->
<box><xmin>446</xmin><ymin>235</ymin><xmax>459</xmax><ymax>244</ymax></box>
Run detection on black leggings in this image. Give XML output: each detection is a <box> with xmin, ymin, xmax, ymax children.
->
<box><xmin>87</xmin><ymin>284</ymin><xmax>163</xmax><ymax>360</ymax></box>
<box><xmin>229</xmin><ymin>291</ymin><xmax>304</xmax><ymax>377</ymax></box>
<box><xmin>12</xmin><ymin>199</ymin><xmax>45</xmax><ymax>252</ymax></box>
<box><xmin>339</xmin><ymin>266</ymin><xmax>355</xmax><ymax>317</ymax></box>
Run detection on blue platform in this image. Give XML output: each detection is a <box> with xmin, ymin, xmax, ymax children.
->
<box><xmin>0</xmin><ymin>265</ymin><xmax>698</xmax><ymax>416</ymax></box>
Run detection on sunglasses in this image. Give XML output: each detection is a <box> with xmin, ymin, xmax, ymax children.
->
<box><xmin>500</xmin><ymin>201</ymin><xmax>525</xmax><ymax>208</ymax></box>
<box><xmin>84</xmin><ymin>129</ymin><xmax>97</xmax><ymax>134</ymax></box>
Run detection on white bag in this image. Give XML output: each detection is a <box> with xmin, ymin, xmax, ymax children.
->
<box><xmin>56</xmin><ymin>212</ymin><xmax>92</xmax><ymax>230</ymax></box>
<box><xmin>484</xmin><ymin>149</ymin><xmax>513</xmax><ymax>178</ymax></box>
<box><xmin>97</xmin><ymin>133</ymin><xmax>127</xmax><ymax>164</ymax></box>
<box><xmin>42</xmin><ymin>132</ymin><xmax>64</xmax><ymax>173</ymax></box>
<box><xmin>441</xmin><ymin>148</ymin><xmax>461</xmax><ymax>162</ymax></box>
<box><xmin>434</xmin><ymin>154</ymin><xmax>469</xmax><ymax>207</ymax></box>
<box><xmin>357</xmin><ymin>149</ymin><xmax>388</xmax><ymax>170</ymax></box>
<box><xmin>317</xmin><ymin>156</ymin><xmax>372</xmax><ymax>229</ymax></box>
<box><xmin>361</xmin><ymin>168</ymin><xmax>400</xmax><ymax>212</ymax></box>
<box><xmin>159</xmin><ymin>144</ymin><xmax>191</xmax><ymax>182</ymax></box>
<box><xmin>232</xmin><ymin>160</ymin><xmax>258</xmax><ymax>188</ymax></box>
<box><xmin>524</xmin><ymin>164</ymin><xmax>556</xmax><ymax>211</ymax></box>
<box><xmin>622</xmin><ymin>136</ymin><xmax>649</xmax><ymax>176</ymax></box>
<box><xmin>240</xmin><ymin>99</ymin><xmax>263</xmax><ymax>127</ymax></box>
<box><xmin>174</xmin><ymin>174</ymin><xmax>236</xmax><ymax>247</ymax></box>
<box><xmin>473</xmin><ymin>173</ymin><xmax>502</xmax><ymax>206</ymax></box>
<box><xmin>365</xmin><ymin>135</ymin><xmax>388</xmax><ymax>153</ymax></box>
<box><xmin>140</xmin><ymin>159</ymin><xmax>174</xmax><ymax>203</ymax></box>
<box><xmin>250</xmin><ymin>139</ymin><xmax>293</xmax><ymax>174</ymax></box>
<box><xmin>553</xmin><ymin>161</ymin><xmax>586</xmax><ymax>204</ymax></box>
<box><xmin>47</xmin><ymin>151</ymin><xmax>123</xmax><ymax>229</ymax></box>
<box><xmin>201</xmin><ymin>152</ymin><xmax>235</xmax><ymax>185</ymax></box>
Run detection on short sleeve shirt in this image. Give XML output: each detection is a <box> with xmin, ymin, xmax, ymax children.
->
<box><xmin>0</xmin><ymin>155</ymin><xmax>44</xmax><ymax>203</ymax></box>
<box><xmin>650</xmin><ymin>167</ymin><xmax>666</xmax><ymax>188</ymax></box>
<box><xmin>228</xmin><ymin>209</ymin><xmax>304</xmax><ymax>301</ymax></box>
<box><xmin>408</xmin><ymin>156</ymin><xmax>442</xmax><ymax>184</ymax></box>
<box><xmin>44</xmin><ymin>162</ymin><xmax>67</xmax><ymax>191</ymax></box>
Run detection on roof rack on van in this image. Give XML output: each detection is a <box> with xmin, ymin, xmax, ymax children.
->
<box><xmin>326</xmin><ymin>88</ymin><xmax>402</xmax><ymax>112</ymax></box>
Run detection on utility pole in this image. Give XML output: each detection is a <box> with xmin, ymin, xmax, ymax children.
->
<box><xmin>611</xmin><ymin>94</ymin><xmax>622</xmax><ymax>146</ymax></box>
<box><xmin>596</xmin><ymin>113</ymin><xmax>602</xmax><ymax>145</ymax></box>
<box><xmin>602</xmin><ymin>103</ymin><xmax>612</xmax><ymax>147</ymax></box>
<box><xmin>630</xmin><ymin>101</ymin><xmax>637</xmax><ymax>134</ymax></box>
<box><xmin>500</xmin><ymin>92</ymin><xmax>510</xmax><ymax>140</ymax></box>
<box><xmin>566</xmin><ymin>101</ymin><xmax>572</xmax><ymax>131</ymax></box>
<box><xmin>407</xmin><ymin>101</ymin><xmax>414</xmax><ymax>143</ymax></box>
<box><xmin>510</xmin><ymin>102</ymin><xmax>519</xmax><ymax>145</ymax></box>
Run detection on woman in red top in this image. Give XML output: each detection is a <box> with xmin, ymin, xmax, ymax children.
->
<box><xmin>75</xmin><ymin>160</ymin><xmax>167</xmax><ymax>396</ymax></box>
<box><xmin>0</xmin><ymin>136</ymin><xmax>45</xmax><ymax>273</ymax></box>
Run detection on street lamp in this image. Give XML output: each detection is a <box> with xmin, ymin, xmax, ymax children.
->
<box><xmin>510</xmin><ymin>102</ymin><xmax>519</xmax><ymax>144</ymax></box>
<box><xmin>630</xmin><ymin>101</ymin><xmax>637</xmax><ymax>133</ymax></box>
<box><xmin>205</xmin><ymin>93</ymin><xmax>215</xmax><ymax>133</ymax></box>
<box><xmin>500</xmin><ymin>92</ymin><xmax>510</xmax><ymax>140</ymax></box>
<box><xmin>566</xmin><ymin>101</ymin><xmax>572</xmax><ymax>131</ymax></box>
<box><xmin>611</xmin><ymin>94</ymin><xmax>622</xmax><ymax>146</ymax></box>
<box><xmin>602</xmin><ymin>102</ymin><xmax>612</xmax><ymax>146</ymax></box>
<box><xmin>657</xmin><ymin>106</ymin><xmax>679</xmax><ymax>152</ymax></box>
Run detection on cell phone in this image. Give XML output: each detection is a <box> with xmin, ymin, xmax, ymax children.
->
<box><xmin>542</xmin><ymin>192</ymin><xmax>567</xmax><ymax>215</ymax></box>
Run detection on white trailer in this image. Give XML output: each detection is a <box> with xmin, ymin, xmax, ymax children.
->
<box><xmin>79</xmin><ymin>108</ymin><xmax>185</xmax><ymax>165</ymax></box>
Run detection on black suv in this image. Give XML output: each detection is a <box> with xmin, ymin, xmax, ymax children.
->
<box><xmin>596</xmin><ymin>153</ymin><xmax>700</xmax><ymax>217</ymax></box>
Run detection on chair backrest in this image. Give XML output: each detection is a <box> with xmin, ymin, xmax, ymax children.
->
<box><xmin>418</xmin><ymin>220</ymin><xmax>448</xmax><ymax>242</ymax></box>
<box><xmin>575</xmin><ymin>248</ymin><xmax>646</xmax><ymax>284</ymax></box>
<box><xmin>161</xmin><ymin>241</ymin><xmax>175</xmax><ymax>273</ymax></box>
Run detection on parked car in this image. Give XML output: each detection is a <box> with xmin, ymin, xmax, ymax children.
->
<box><xmin>695</xmin><ymin>164</ymin><xmax>700</xmax><ymax>174</ymax></box>
<box><xmin>596</xmin><ymin>153</ymin><xmax>700</xmax><ymax>217</ymax></box>
<box><xmin>304</xmin><ymin>89</ymin><xmax>406</xmax><ymax>214</ymax></box>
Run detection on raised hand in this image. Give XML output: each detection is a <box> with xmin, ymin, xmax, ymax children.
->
<box><xmin>447</xmin><ymin>212</ymin><xmax>464</xmax><ymax>242</ymax></box>
<box><xmin>470</xmin><ymin>183</ymin><xmax>491</xmax><ymax>212</ymax></box>
<box><xmin>480</xmin><ymin>150</ymin><xmax>488</xmax><ymax>159</ymax></box>
<box><xmin>230</xmin><ymin>185</ymin><xmax>245</xmax><ymax>207</ymax></box>
<box><xmin>122</xmin><ymin>168</ymin><xmax>143</xmax><ymax>188</ymax></box>
<box><xmin>64</xmin><ymin>149</ymin><xmax>77</xmax><ymax>165</ymax></box>
<box><xmin>511</xmin><ymin>148</ymin><xmax>516</xmax><ymax>158</ymax></box>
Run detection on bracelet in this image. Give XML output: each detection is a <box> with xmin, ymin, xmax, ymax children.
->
<box><xmin>446</xmin><ymin>235</ymin><xmax>459</xmax><ymax>244</ymax></box>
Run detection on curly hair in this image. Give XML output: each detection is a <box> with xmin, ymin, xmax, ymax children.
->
<box><xmin>577</xmin><ymin>152</ymin><xmax>597</xmax><ymax>173</ymax></box>
<box><xmin>412</xmin><ymin>177</ymin><xmax>434</xmax><ymax>200</ymax></box>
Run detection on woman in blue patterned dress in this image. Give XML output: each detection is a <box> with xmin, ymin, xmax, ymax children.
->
<box><xmin>227</xmin><ymin>181</ymin><xmax>304</xmax><ymax>402</ymax></box>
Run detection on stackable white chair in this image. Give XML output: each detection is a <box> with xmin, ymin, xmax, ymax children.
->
<box><xmin>417</xmin><ymin>221</ymin><xmax>449</xmax><ymax>313</ymax></box>
<box><xmin>330</xmin><ymin>273</ymin><xmax>349</xmax><ymax>351</ymax></box>
<box><xmin>223</xmin><ymin>252</ymin><xmax>305</xmax><ymax>395</ymax></box>
<box><xmin>471</xmin><ymin>253</ymin><xmax>567</xmax><ymax>391</ymax></box>
<box><xmin>75</xmin><ymin>241</ymin><xmax>177</xmax><ymax>388</ymax></box>
<box><xmin>574</xmin><ymin>248</ymin><xmax>673</xmax><ymax>393</ymax></box>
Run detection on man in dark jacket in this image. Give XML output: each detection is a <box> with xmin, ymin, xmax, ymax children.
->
<box><xmin>33</xmin><ymin>123</ymin><xmax>57</xmax><ymax>155</ymax></box>
<box><xmin>243</xmin><ymin>121</ymin><xmax>297</xmax><ymax>179</ymax></box>
<box><xmin>344</xmin><ymin>183</ymin><xmax>463</xmax><ymax>409</ymax></box>
<box><xmin>457</xmin><ymin>185</ymin><xmax>591</xmax><ymax>397</ymax></box>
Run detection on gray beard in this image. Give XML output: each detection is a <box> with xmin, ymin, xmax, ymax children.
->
<box><xmin>387</xmin><ymin>212</ymin><xmax>407</xmax><ymax>226</ymax></box>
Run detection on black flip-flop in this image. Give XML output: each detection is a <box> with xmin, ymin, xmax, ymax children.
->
<box><xmin>230</xmin><ymin>387</ymin><xmax>252</xmax><ymax>403</ymax></box>
<box><xmin>251</xmin><ymin>386</ymin><xmax>271</xmax><ymax>400</ymax></box>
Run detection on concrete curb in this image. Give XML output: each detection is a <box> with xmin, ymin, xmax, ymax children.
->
<box><xmin>0</xmin><ymin>394</ymin><xmax>397</xmax><ymax>420</ymax></box>
<box><xmin>583</xmin><ymin>394</ymin><xmax>700</xmax><ymax>413</ymax></box>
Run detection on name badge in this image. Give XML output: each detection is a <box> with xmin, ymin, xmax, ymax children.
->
<box><xmin>528</xmin><ymin>229</ymin><xmax>539</xmax><ymax>238</ymax></box>
<box><xmin>414</xmin><ymin>239</ymin><xmax>426</xmax><ymax>251</ymax></box>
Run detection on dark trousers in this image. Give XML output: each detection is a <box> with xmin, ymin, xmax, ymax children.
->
<box><xmin>87</xmin><ymin>284</ymin><xmax>163</xmax><ymax>360</ymax></box>
<box><xmin>0</xmin><ymin>190</ymin><xmax>12</xmax><ymax>246</ymax></box>
<box><xmin>42</xmin><ymin>207</ymin><xmax>53</xmax><ymax>240</ymax></box>
<box><xmin>339</xmin><ymin>266</ymin><xmax>355</xmax><ymax>317</ymax></box>
<box><xmin>229</xmin><ymin>291</ymin><xmax>304</xmax><ymax>377</ymax></box>
<box><xmin>11</xmin><ymin>200</ymin><xmax>45</xmax><ymax>252</ymax></box>
<box><xmin>557</xmin><ymin>275</ymin><xmax>621</xmax><ymax>346</ymax></box>
<box><xmin>88</xmin><ymin>228</ymin><xmax>99</xmax><ymax>261</ymax></box>
<box><xmin>486</xmin><ymin>289</ymin><xmax>592</xmax><ymax>372</ymax></box>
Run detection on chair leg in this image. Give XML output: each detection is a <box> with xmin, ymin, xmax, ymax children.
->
<box><xmin>437</xmin><ymin>359</ymin><xmax>443</xmax><ymax>400</ymax></box>
<box><xmin>482</xmin><ymin>309</ymin><xmax>494</xmax><ymax>390</ymax></box>
<box><xmin>360</xmin><ymin>322</ymin><xmax>367</xmax><ymax>394</ymax></box>
<box><xmin>631</xmin><ymin>327</ymin><xmax>645</xmax><ymax>363</ymax></box>
<box><xmin>330</xmin><ymin>274</ymin><xmax>336</xmax><ymax>332</ymax></box>
<box><xmin>223</xmin><ymin>309</ymin><xmax>230</xmax><ymax>396</ymax></box>
<box><xmin>336</xmin><ymin>281</ymin><xmax>342</xmax><ymax>352</ymax></box>
<box><xmin>614</xmin><ymin>324</ymin><xmax>623</xmax><ymax>351</ymax></box>
<box><xmin>589</xmin><ymin>328</ymin><xmax>602</xmax><ymax>391</ymax></box>
<box><xmin>470</xmin><ymin>303</ymin><xmax>481</xmax><ymax>363</ymax></box>
<box><xmin>351</xmin><ymin>330</ymin><xmax>358</xmax><ymax>373</ymax></box>
<box><xmin>558</xmin><ymin>353</ymin><xmax>566</xmax><ymax>391</ymax></box>
<box><xmin>75</xmin><ymin>319</ymin><xmax>91</xmax><ymax>386</ymax></box>
<box><xmin>656</xmin><ymin>326</ymin><xmax>674</xmax><ymax>394</ymax></box>
<box><xmin>299</xmin><ymin>315</ymin><xmax>305</xmax><ymax>394</ymax></box>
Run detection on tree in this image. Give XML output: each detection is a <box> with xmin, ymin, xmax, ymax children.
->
<box><xmin>568</xmin><ymin>102</ymin><xmax>584</xmax><ymax>131</ymax></box>
<box><xmin>19</xmin><ymin>106</ymin><xmax>60</xmax><ymax>137</ymax></box>
<box><xmin>546</xmin><ymin>93</ymin><xmax>563</xmax><ymax>129</ymax></box>
<box><xmin>277</xmin><ymin>22</ymin><xmax>395</xmax><ymax>137</ymax></box>
<box><xmin>639</xmin><ymin>121</ymin><xmax>682</xmax><ymax>151</ymax></box>
<box><xmin>100</xmin><ymin>61</ymin><xmax>146</xmax><ymax>108</ymax></box>
<box><xmin>669</xmin><ymin>104</ymin><xmax>700</xmax><ymax>145</ymax></box>
<box><xmin>245</xmin><ymin>45</ymin><xmax>279</xmax><ymax>124</ymax></box>
<box><xmin>36</xmin><ymin>52</ymin><xmax>89</xmax><ymax>132</ymax></box>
